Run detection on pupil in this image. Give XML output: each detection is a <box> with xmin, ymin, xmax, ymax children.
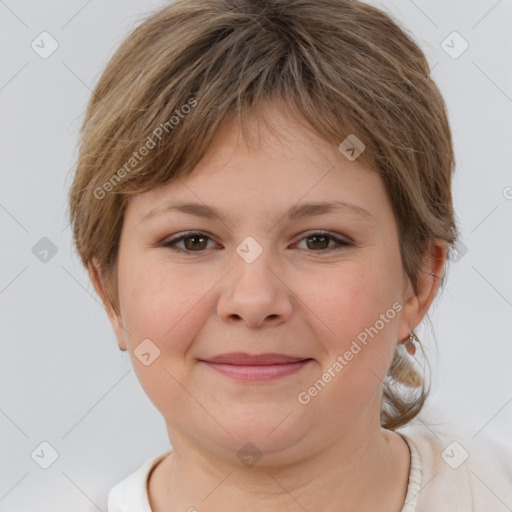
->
<box><xmin>308</xmin><ymin>235</ymin><xmax>328</xmax><ymax>250</ymax></box>
<box><xmin>185</xmin><ymin>235</ymin><xmax>206</xmax><ymax>250</ymax></box>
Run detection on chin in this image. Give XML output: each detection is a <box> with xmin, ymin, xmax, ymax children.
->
<box><xmin>218</xmin><ymin>412</ymin><xmax>306</xmax><ymax>453</ymax></box>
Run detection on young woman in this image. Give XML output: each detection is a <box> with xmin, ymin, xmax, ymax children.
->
<box><xmin>68</xmin><ymin>1</ymin><xmax>512</xmax><ymax>510</ymax></box>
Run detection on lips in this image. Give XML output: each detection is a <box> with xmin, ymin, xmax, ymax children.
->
<box><xmin>201</xmin><ymin>352</ymin><xmax>309</xmax><ymax>365</ymax></box>
<box><xmin>199</xmin><ymin>352</ymin><xmax>313</xmax><ymax>381</ymax></box>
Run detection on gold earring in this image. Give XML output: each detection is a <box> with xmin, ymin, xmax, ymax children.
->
<box><xmin>404</xmin><ymin>330</ymin><xmax>420</xmax><ymax>356</ymax></box>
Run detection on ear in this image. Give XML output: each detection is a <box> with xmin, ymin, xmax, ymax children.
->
<box><xmin>88</xmin><ymin>257</ymin><xmax>128</xmax><ymax>351</ymax></box>
<box><xmin>397</xmin><ymin>239</ymin><xmax>447</xmax><ymax>343</ymax></box>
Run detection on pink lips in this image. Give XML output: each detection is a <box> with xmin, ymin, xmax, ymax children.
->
<box><xmin>199</xmin><ymin>352</ymin><xmax>312</xmax><ymax>381</ymax></box>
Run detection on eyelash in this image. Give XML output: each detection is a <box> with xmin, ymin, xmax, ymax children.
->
<box><xmin>160</xmin><ymin>231</ymin><xmax>353</xmax><ymax>254</ymax></box>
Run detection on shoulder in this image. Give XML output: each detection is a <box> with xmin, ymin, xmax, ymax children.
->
<box><xmin>396</xmin><ymin>421</ymin><xmax>512</xmax><ymax>512</ymax></box>
<box><xmin>107</xmin><ymin>450</ymin><xmax>172</xmax><ymax>512</ymax></box>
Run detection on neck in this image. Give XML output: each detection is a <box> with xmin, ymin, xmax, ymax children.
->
<box><xmin>148</xmin><ymin>425</ymin><xmax>411</xmax><ymax>512</ymax></box>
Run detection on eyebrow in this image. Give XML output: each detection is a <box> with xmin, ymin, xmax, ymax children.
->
<box><xmin>141</xmin><ymin>200</ymin><xmax>373</xmax><ymax>224</ymax></box>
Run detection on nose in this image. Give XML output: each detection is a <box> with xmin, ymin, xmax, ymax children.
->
<box><xmin>216</xmin><ymin>249</ymin><xmax>294</xmax><ymax>328</ymax></box>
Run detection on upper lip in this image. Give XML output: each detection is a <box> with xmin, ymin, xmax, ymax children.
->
<box><xmin>200</xmin><ymin>352</ymin><xmax>310</xmax><ymax>365</ymax></box>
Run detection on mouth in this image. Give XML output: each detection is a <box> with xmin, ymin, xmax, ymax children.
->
<box><xmin>198</xmin><ymin>352</ymin><xmax>313</xmax><ymax>381</ymax></box>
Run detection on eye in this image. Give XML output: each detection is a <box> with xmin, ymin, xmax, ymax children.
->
<box><xmin>294</xmin><ymin>231</ymin><xmax>352</xmax><ymax>252</ymax></box>
<box><xmin>161</xmin><ymin>230</ymin><xmax>352</xmax><ymax>254</ymax></box>
<box><xmin>161</xmin><ymin>231</ymin><xmax>217</xmax><ymax>253</ymax></box>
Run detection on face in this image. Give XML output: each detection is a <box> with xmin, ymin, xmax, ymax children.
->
<box><xmin>98</xmin><ymin>109</ymin><xmax>424</xmax><ymax>464</ymax></box>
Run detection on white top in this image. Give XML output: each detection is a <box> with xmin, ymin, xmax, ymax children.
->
<box><xmin>107</xmin><ymin>424</ymin><xmax>512</xmax><ymax>511</ymax></box>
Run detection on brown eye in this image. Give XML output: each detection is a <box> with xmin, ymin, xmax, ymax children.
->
<box><xmin>183</xmin><ymin>234</ymin><xmax>209</xmax><ymax>251</ymax></box>
<box><xmin>296</xmin><ymin>231</ymin><xmax>352</xmax><ymax>252</ymax></box>
<box><xmin>162</xmin><ymin>232</ymin><xmax>215</xmax><ymax>253</ymax></box>
<box><xmin>305</xmin><ymin>234</ymin><xmax>330</xmax><ymax>250</ymax></box>
<box><xmin>162</xmin><ymin>230</ymin><xmax>352</xmax><ymax>255</ymax></box>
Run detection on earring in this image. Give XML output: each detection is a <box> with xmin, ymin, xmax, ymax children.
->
<box><xmin>404</xmin><ymin>330</ymin><xmax>420</xmax><ymax>356</ymax></box>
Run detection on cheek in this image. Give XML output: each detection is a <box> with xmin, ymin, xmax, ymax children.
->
<box><xmin>294</xmin><ymin>259</ymin><xmax>401</xmax><ymax>411</ymax></box>
<box><xmin>299</xmin><ymin>260</ymin><xmax>399</xmax><ymax>346</ymax></box>
<box><xmin>294</xmin><ymin>265</ymin><xmax>400</xmax><ymax>414</ymax></box>
<box><xmin>118</xmin><ymin>261</ymin><xmax>212</xmax><ymax>412</ymax></box>
<box><xmin>118</xmin><ymin>257</ymin><xmax>212</xmax><ymax>355</ymax></box>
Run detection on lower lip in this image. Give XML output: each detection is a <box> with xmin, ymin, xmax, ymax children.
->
<box><xmin>201</xmin><ymin>360</ymin><xmax>312</xmax><ymax>381</ymax></box>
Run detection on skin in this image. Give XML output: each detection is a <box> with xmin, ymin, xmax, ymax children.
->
<box><xmin>90</xmin><ymin>106</ymin><xmax>446</xmax><ymax>512</ymax></box>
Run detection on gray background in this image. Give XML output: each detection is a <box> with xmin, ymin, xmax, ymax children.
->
<box><xmin>1</xmin><ymin>0</ymin><xmax>511</xmax><ymax>510</ymax></box>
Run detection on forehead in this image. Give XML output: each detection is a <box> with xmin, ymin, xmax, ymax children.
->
<box><xmin>124</xmin><ymin>110</ymin><xmax>389</xmax><ymax>230</ymax></box>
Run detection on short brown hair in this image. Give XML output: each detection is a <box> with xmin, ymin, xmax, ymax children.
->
<box><xmin>68</xmin><ymin>0</ymin><xmax>459</xmax><ymax>430</ymax></box>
